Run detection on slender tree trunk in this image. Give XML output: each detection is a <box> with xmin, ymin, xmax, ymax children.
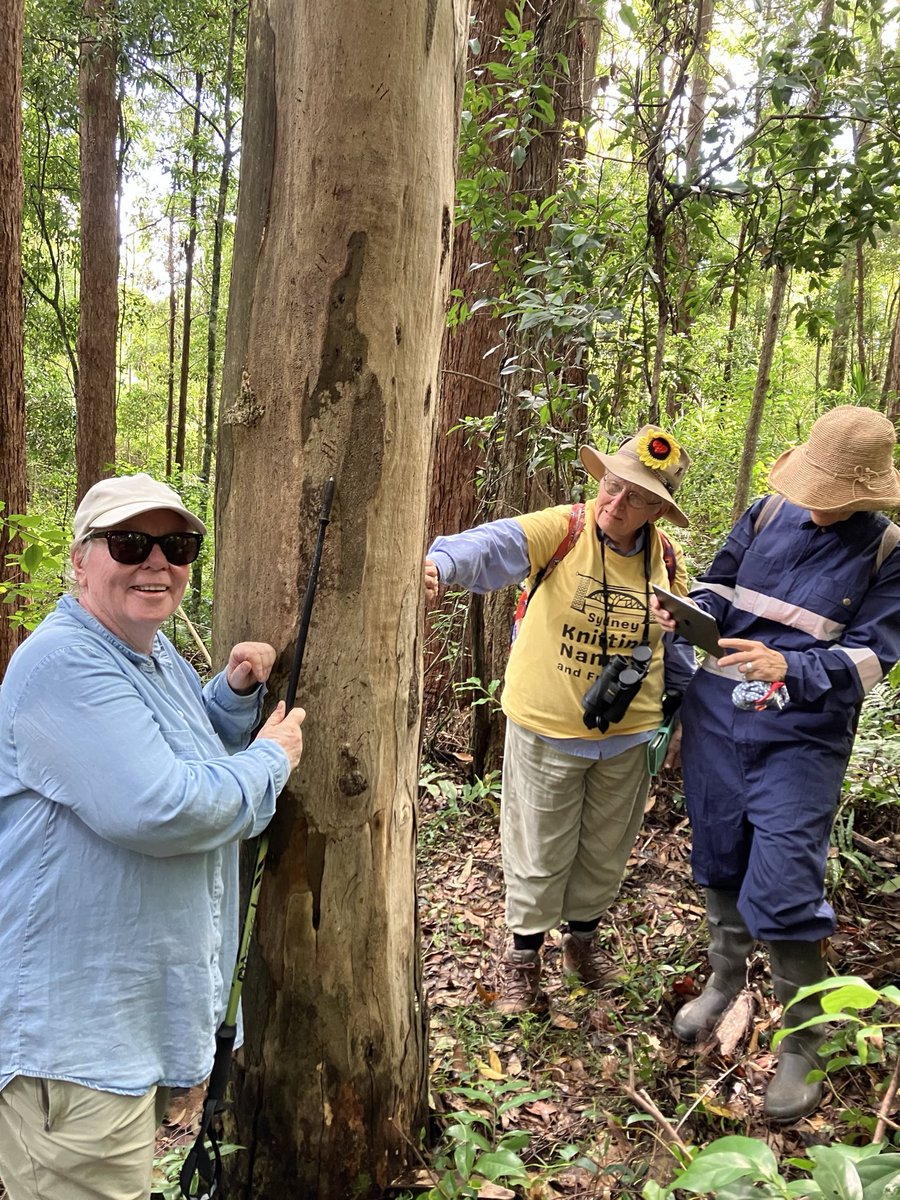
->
<box><xmin>175</xmin><ymin>72</ymin><xmax>203</xmax><ymax>474</ymax></box>
<box><xmin>212</xmin><ymin>2</ymin><xmax>465</xmax><ymax>1194</ymax></box>
<box><xmin>192</xmin><ymin>5</ymin><xmax>239</xmax><ymax>607</ymax></box>
<box><xmin>0</xmin><ymin>0</ymin><xmax>26</xmax><ymax>678</ymax></box>
<box><xmin>76</xmin><ymin>0</ymin><xmax>119</xmax><ymax>501</ymax></box>
<box><xmin>855</xmin><ymin>238</ymin><xmax>866</xmax><ymax>379</ymax></box>
<box><xmin>826</xmin><ymin>252</ymin><xmax>854</xmax><ymax>392</ymax></box>
<box><xmin>166</xmin><ymin>186</ymin><xmax>178</xmax><ymax>477</ymax></box>
<box><xmin>732</xmin><ymin>261</ymin><xmax>788</xmax><ymax>521</ymax></box>
<box><xmin>881</xmin><ymin>285</ymin><xmax>900</xmax><ymax>419</ymax></box>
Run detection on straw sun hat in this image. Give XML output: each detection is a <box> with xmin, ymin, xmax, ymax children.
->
<box><xmin>579</xmin><ymin>425</ymin><xmax>692</xmax><ymax>528</ymax></box>
<box><xmin>768</xmin><ymin>405</ymin><xmax>900</xmax><ymax>513</ymax></box>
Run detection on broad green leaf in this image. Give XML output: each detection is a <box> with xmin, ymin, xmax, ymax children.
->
<box><xmin>808</xmin><ymin>1145</ymin><xmax>864</xmax><ymax>1200</ymax></box>
<box><xmin>472</xmin><ymin>1146</ymin><xmax>529</xmax><ymax>1182</ymax></box>
<box><xmin>22</xmin><ymin>543</ymin><xmax>44</xmax><ymax>574</ymax></box>
<box><xmin>672</xmin><ymin>1137</ymin><xmax>781</xmax><ymax>1192</ymax></box>
<box><xmin>619</xmin><ymin>4</ymin><xmax>639</xmax><ymax>30</ymax></box>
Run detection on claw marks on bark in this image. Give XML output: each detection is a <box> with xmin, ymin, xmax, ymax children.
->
<box><xmin>425</xmin><ymin>0</ymin><xmax>438</xmax><ymax>52</ymax></box>
<box><xmin>302</xmin><ymin>231</ymin><xmax>384</xmax><ymax>592</ymax></box>
<box><xmin>307</xmin><ymin>828</ymin><xmax>327</xmax><ymax>930</ymax></box>
<box><xmin>223</xmin><ymin>368</ymin><xmax>267</xmax><ymax>427</ymax></box>
<box><xmin>338</xmin><ymin>743</ymin><xmax>368</xmax><ymax>797</ymax></box>
<box><xmin>440</xmin><ymin>203</ymin><xmax>451</xmax><ymax>269</ymax></box>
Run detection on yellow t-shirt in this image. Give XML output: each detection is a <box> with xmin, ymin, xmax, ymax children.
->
<box><xmin>502</xmin><ymin>499</ymin><xmax>689</xmax><ymax>740</ymax></box>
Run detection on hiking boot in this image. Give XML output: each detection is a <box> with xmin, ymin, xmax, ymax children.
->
<box><xmin>673</xmin><ymin>889</ymin><xmax>755</xmax><ymax>1043</ymax></box>
<box><xmin>763</xmin><ymin>940</ymin><xmax>828</xmax><ymax>1123</ymax></box>
<box><xmin>494</xmin><ymin>948</ymin><xmax>544</xmax><ymax>1016</ymax></box>
<box><xmin>561</xmin><ymin>932</ymin><xmax>624</xmax><ymax>989</ymax></box>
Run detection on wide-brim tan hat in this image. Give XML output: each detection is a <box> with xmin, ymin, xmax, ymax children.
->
<box><xmin>769</xmin><ymin>405</ymin><xmax>900</xmax><ymax>513</ymax></box>
<box><xmin>74</xmin><ymin>473</ymin><xmax>207</xmax><ymax>541</ymax></box>
<box><xmin>579</xmin><ymin>425</ymin><xmax>691</xmax><ymax>528</ymax></box>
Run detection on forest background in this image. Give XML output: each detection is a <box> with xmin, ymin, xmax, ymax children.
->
<box><xmin>1</xmin><ymin>0</ymin><xmax>900</xmax><ymax>1196</ymax></box>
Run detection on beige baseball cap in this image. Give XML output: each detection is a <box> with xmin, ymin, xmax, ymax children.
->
<box><xmin>73</xmin><ymin>474</ymin><xmax>207</xmax><ymax>541</ymax></box>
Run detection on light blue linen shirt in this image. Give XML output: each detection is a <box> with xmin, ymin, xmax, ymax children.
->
<box><xmin>0</xmin><ymin>594</ymin><xmax>291</xmax><ymax>1095</ymax></box>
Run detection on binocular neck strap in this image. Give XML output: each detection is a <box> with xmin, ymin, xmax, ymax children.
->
<box><xmin>599</xmin><ymin>532</ymin><xmax>652</xmax><ymax>657</ymax></box>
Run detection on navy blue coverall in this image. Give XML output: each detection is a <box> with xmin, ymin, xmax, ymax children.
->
<box><xmin>680</xmin><ymin>498</ymin><xmax>900</xmax><ymax>943</ymax></box>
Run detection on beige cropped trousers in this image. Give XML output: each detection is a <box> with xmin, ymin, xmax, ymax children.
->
<box><xmin>0</xmin><ymin>1077</ymin><xmax>169</xmax><ymax>1200</ymax></box>
<box><xmin>501</xmin><ymin>720</ymin><xmax>651</xmax><ymax>934</ymax></box>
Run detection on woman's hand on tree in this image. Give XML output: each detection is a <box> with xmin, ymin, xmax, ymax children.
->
<box><xmin>255</xmin><ymin>701</ymin><xmax>306</xmax><ymax>769</ymax></box>
<box><xmin>226</xmin><ymin>642</ymin><xmax>277</xmax><ymax>694</ymax></box>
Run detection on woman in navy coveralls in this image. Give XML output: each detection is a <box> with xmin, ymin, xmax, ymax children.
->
<box><xmin>657</xmin><ymin>405</ymin><xmax>900</xmax><ymax>1123</ymax></box>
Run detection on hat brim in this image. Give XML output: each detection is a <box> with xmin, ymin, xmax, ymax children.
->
<box><xmin>579</xmin><ymin>445</ymin><xmax>689</xmax><ymax>528</ymax></box>
<box><xmin>769</xmin><ymin>446</ymin><xmax>900</xmax><ymax>512</ymax></box>
<box><xmin>86</xmin><ymin>500</ymin><xmax>207</xmax><ymax>536</ymax></box>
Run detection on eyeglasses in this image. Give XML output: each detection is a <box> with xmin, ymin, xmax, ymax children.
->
<box><xmin>86</xmin><ymin>530</ymin><xmax>203</xmax><ymax>565</ymax></box>
<box><xmin>602</xmin><ymin>473</ymin><xmax>666</xmax><ymax>510</ymax></box>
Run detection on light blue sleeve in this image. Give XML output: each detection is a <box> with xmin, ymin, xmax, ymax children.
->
<box><xmin>201</xmin><ymin>668</ymin><xmax>266</xmax><ymax>752</ymax></box>
<box><xmin>12</xmin><ymin>644</ymin><xmax>291</xmax><ymax>859</ymax></box>
<box><xmin>427</xmin><ymin>519</ymin><xmax>531</xmax><ymax>593</ymax></box>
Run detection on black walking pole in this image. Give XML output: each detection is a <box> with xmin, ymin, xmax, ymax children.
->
<box><xmin>180</xmin><ymin>478</ymin><xmax>335</xmax><ymax>1200</ymax></box>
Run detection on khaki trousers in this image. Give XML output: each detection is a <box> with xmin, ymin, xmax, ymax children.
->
<box><xmin>0</xmin><ymin>1077</ymin><xmax>169</xmax><ymax>1200</ymax></box>
<box><xmin>501</xmin><ymin>721</ymin><xmax>651</xmax><ymax>934</ymax></box>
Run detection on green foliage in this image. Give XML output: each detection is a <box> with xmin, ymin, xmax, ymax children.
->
<box><xmin>0</xmin><ymin>508</ymin><xmax>70</xmax><ymax>630</ymax></box>
<box><xmin>152</xmin><ymin>1140</ymin><xmax>242</xmax><ymax>1200</ymax></box>
<box><xmin>642</xmin><ymin>1136</ymin><xmax>900</xmax><ymax>1198</ymax></box>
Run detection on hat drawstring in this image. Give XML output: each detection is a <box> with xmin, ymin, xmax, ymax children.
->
<box><xmin>852</xmin><ymin>464</ymin><xmax>894</xmax><ymax>493</ymax></box>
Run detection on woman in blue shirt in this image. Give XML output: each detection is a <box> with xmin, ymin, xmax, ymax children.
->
<box><xmin>656</xmin><ymin>406</ymin><xmax>900</xmax><ymax>1124</ymax></box>
<box><xmin>0</xmin><ymin>473</ymin><xmax>306</xmax><ymax>1200</ymax></box>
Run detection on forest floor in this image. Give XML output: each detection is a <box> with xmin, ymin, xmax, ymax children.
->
<box><xmin>147</xmin><ymin>717</ymin><xmax>900</xmax><ymax>1199</ymax></box>
<box><xmin>401</xmin><ymin>726</ymin><xmax>900</xmax><ymax>1199</ymax></box>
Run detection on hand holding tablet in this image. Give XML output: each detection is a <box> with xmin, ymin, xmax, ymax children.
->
<box><xmin>652</xmin><ymin>585</ymin><xmax>723</xmax><ymax>657</ymax></box>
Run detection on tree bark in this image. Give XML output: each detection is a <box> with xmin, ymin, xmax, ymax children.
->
<box><xmin>212</xmin><ymin>2</ymin><xmax>465</xmax><ymax>1195</ymax></box>
<box><xmin>76</xmin><ymin>0</ymin><xmax>118</xmax><ymax>501</ymax></box>
<box><xmin>0</xmin><ymin>0</ymin><xmax>26</xmax><ymax>679</ymax></box>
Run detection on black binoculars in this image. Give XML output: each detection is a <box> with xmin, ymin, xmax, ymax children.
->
<box><xmin>581</xmin><ymin>643</ymin><xmax>653</xmax><ymax>733</ymax></box>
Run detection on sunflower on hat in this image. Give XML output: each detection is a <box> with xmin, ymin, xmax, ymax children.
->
<box><xmin>635</xmin><ymin>428</ymin><xmax>681</xmax><ymax>472</ymax></box>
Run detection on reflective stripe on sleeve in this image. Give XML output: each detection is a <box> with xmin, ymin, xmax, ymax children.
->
<box><xmin>832</xmin><ymin>646</ymin><xmax>884</xmax><ymax>693</ymax></box>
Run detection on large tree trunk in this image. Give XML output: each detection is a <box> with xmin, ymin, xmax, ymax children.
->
<box><xmin>0</xmin><ymin>0</ymin><xmax>26</xmax><ymax>679</ymax></box>
<box><xmin>212</xmin><ymin>2</ymin><xmax>465</xmax><ymax>1195</ymax></box>
<box><xmin>76</xmin><ymin>0</ymin><xmax>118</xmax><ymax>501</ymax></box>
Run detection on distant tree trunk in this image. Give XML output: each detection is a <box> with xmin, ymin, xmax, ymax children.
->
<box><xmin>212</xmin><ymin>1</ymin><xmax>464</xmax><ymax>1195</ymax></box>
<box><xmin>76</xmin><ymin>0</ymin><xmax>119</xmax><ymax>502</ymax></box>
<box><xmin>882</xmin><ymin>286</ymin><xmax>900</xmax><ymax>419</ymax></box>
<box><xmin>826</xmin><ymin>253</ymin><xmax>854</xmax><ymax>392</ymax></box>
<box><xmin>192</xmin><ymin>8</ymin><xmax>239</xmax><ymax>608</ymax></box>
<box><xmin>855</xmin><ymin>238</ymin><xmax>866</xmax><ymax>378</ymax></box>
<box><xmin>166</xmin><ymin>185</ymin><xmax>178</xmax><ymax>477</ymax></box>
<box><xmin>175</xmin><ymin>72</ymin><xmax>203</xmax><ymax>475</ymax></box>
<box><xmin>0</xmin><ymin>0</ymin><xmax>26</xmax><ymax>678</ymax></box>
<box><xmin>732</xmin><ymin>261</ymin><xmax>788</xmax><ymax>521</ymax></box>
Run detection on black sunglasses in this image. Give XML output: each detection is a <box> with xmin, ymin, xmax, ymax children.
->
<box><xmin>86</xmin><ymin>530</ymin><xmax>204</xmax><ymax>566</ymax></box>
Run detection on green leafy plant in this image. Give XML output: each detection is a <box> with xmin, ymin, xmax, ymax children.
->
<box><xmin>0</xmin><ymin>508</ymin><xmax>70</xmax><ymax>630</ymax></box>
<box><xmin>641</xmin><ymin>1136</ymin><xmax>900</xmax><ymax>1199</ymax></box>
<box><xmin>151</xmin><ymin>1141</ymin><xmax>242</xmax><ymax>1200</ymax></box>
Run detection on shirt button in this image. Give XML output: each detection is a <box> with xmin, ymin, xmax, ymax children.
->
<box><xmin>842</xmin><ymin>598</ymin><xmax>852</xmax><ymax>606</ymax></box>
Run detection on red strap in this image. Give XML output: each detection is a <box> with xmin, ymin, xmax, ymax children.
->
<box><xmin>511</xmin><ymin>504</ymin><xmax>585</xmax><ymax>643</ymax></box>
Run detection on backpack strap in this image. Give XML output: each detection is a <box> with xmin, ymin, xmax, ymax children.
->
<box><xmin>658</xmin><ymin>530</ymin><xmax>677</xmax><ymax>586</ymax></box>
<box><xmin>753</xmin><ymin>493</ymin><xmax>784</xmax><ymax>534</ymax></box>
<box><xmin>511</xmin><ymin>503</ymin><xmax>585</xmax><ymax>643</ymax></box>
<box><xmin>875</xmin><ymin>521</ymin><xmax>900</xmax><ymax>577</ymax></box>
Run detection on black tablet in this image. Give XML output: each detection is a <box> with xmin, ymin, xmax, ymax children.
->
<box><xmin>653</xmin><ymin>585</ymin><xmax>724</xmax><ymax>658</ymax></box>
